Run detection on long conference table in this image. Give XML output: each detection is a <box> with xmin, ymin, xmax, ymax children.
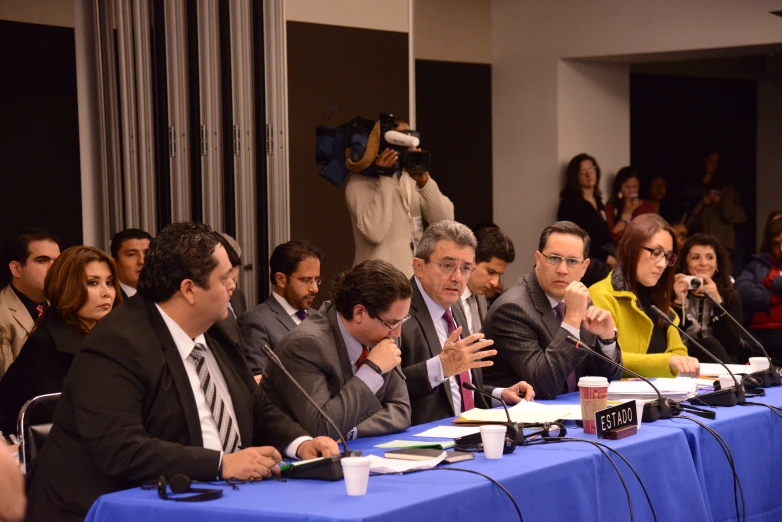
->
<box><xmin>86</xmin><ymin>386</ymin><xmax>782</xmax><ymax>522</ymax></box>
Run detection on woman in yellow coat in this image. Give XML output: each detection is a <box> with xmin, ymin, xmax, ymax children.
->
<box><xmin>590</xmin><ymin>214</ymin><xmax>700</xmax><ymax>378</ymax></box>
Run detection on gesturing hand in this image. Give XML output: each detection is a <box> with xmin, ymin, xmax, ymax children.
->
<box><xmin>439</xmin><ymin>326</ymin><xmax>496</xmax><ymax>378</ymax></box>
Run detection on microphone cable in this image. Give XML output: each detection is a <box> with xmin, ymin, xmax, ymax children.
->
<box><xmin>675</xmin><ymin>415</ymin><xmax>745</xmax><ymax>522</ymax></box>
<box><xmin>738</xmin><ymin>401</ymin><xmax>782</xmax><ymax>421</ymax></box>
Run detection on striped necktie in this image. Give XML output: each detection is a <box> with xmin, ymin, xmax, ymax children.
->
<box><xmin>189</xmin><ymin>343</ymin><xmax>241</xmax><ymax>453</ymax></box>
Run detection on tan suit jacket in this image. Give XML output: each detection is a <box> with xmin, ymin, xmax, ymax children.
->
<box><xmin>0</xmin><ymin>284</ymin><xmax>35</xmax><ymax>376</ymax></box>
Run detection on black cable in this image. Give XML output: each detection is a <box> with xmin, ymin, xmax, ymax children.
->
<box><xmin>426</xmin><ymin>468</ymin><xmax>524</xmax><ymax>522</ymax></box>
<box><xmin>676</xmin><ymin>415</ymin><xmax>746</xmax><ymax>522</ymax></box>
<box><xmin>739</xmin><ymin>401</ymin><xmax>782</xmax><ymax>421</ymax></box>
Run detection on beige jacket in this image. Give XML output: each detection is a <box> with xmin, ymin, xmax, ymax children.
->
<box><xmin>0</xmin><ymin>285</ymin><xmax>35</xmax><ymax>377</ymax></box>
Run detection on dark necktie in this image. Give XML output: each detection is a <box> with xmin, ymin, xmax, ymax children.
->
<box><xmin>554</xmin><ymin>303</ymin><xmax>577</xmax><ymax>393</ymax></box>
<box><xmin>356</xmin><ymin>345</ymin><xmax>370</xmax><ymax>371</ymax></box>
<box><xmin>188</xmin><ymin>343</ymin><xmax>241</xmax><ymax>453</ymax></box>
<box><xmin>466</xmin><ymin>294</ymin><xmax>482</xmax><ymax>333</ymax></box>
<box><xmin>443</xmin><ymin>309</ymin><xmax>475</xmax><ymax>412</ymax></box>
<box><xmin>295</xmin><ymin>310</ymin><xmax>308</xmax><ymax>322</ymax></box>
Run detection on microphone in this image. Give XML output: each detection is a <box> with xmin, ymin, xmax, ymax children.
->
<box><xmin>260</xmin><ymin>343</ymin><xmax>358</xmax><ymax>481</ymax></box>
<box><xmin>704</xmin><ymin>291</ymin><xmax>781</xmax><ymax>388</ymax></box>
<box><xmin>460</xmin><ymin>381</ymin><xmax>521</xmax><ymax>452</ymax></box>
<box><xmin>565</xmin><ymin>335</ymin><xmax>715</xmax><ymax>421</ymax></box>
<box><xmin>384</xmin><ymin>130</ymin><xmax>419</xmax><ymax>148</ymax></box>
<box><xmin>649</xmin><ymin>305</ymin><xmax>745</xmax><ymax>407</ymax></box>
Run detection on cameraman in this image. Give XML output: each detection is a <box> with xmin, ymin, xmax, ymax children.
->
<box><xmin>672</xmin><ymin>234</ymin><xmax>745</xmax><ymax>364</ymax></box>
<box><xmin>345</xmin><ymin>120</ymin><xmax>454</xmax><ymax>278</ymax></box>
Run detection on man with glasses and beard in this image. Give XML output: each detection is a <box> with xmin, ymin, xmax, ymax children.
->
<box><xmin>261</xmin><ymin>260</ymin><xmax>411</xmax><ymax>439</ymax></box>
<box><xmin>482</xmin><ymin>221</ymin><xmax>623</xmax><ymax>400</ymax></box>
<box><xmin>239</xmin><ymin>240</ymin><xmax>324</xmax><ymax>380</ymax></box>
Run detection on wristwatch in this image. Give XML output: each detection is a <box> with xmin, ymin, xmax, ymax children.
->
<box><xmin>598</xmin><ymin>327</ymin><xmax>618</xmax><ymax>345</ymax></box>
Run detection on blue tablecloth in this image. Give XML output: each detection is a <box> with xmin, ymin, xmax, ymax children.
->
<box><xmin>86</xmin><ymin>403</ymin><xmax>712</xmax><ymax>521</ymax></box>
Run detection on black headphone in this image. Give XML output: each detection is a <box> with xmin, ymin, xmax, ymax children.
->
<box><xmin>454</xmin><ymin>422</ymin><xmax>568</xmax><ymax>453</ymax></box>
<box><xmin>156</xmin><ymin>474</ymin><xmax>223</xmax><ymax>502</ymax></box>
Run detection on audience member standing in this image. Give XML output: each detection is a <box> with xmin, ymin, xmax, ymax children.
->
<box><xmin>110</xmin><ymin>228</ymin><xmax>152</xmax><ymax>300</ymax></box>
<box><xmin>345</xmin><ymin>120</ymin><xmax>454</xmax><ymax>278</ymax></box>
<box><xmin>0</xmin><ymin>247</ymin><xmax>121</xmax><ymax>435</ymax></box>
<box><xmin>736</xmin><ymin>218</ymin><xmax>782</xmax><ymax>364</ymax></box>
<box><xmin>590</xmin><ymin>214</ymin><xmax>700</xmax><ymax>378</ymax></box>
<box><xmin>0</xmin><ymin>229</ymin><xmax>60</xmax><ymax>377</ymax></box>
<box><xmin>604</xmin><ymin>167</ymin><xmax>656</xmax><ymax>241</ymax></box>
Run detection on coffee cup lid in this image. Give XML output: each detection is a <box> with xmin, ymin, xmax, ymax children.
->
<box><xmin>578</xmin><ymin>376</ymin><xmax>608</xmax><ymax>387</ymax></box>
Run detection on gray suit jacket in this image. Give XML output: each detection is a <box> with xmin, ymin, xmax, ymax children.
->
<box><xmin>238</xmin><ymin>294</ymin><xmax>315</xmax><ymax>374</ymax></box>
<box><xmin>401</xmin><ymin>277</ymin><xmax>495</xmax><ymax>426</ymax></box>
<box><xmin>261</xmin><ymin>303</ymin><xmax>410</xmax><ymax>439</ymax></box>
<box><xmin>482</xmin><ymin>272</ymin><xmax>623</xmax><ymax>400</ymax></box>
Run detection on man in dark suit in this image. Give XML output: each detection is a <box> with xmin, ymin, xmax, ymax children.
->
<box><xmin>110</xmin><ymin>228</ymin><xmax>152</xmax><ymax>300</ymax></box>
<box><xmin>26</xmin><ymin>223</ymin><xmax>338</xmax><ymax>521</ymax></box>
<box><xmin>458</xmin><ymin>226</ymin><xmax>515</xmax><ymax>334</ymax></box>
<box><xmin>401</xmin><ymin>221</ymin><xmax>534</xmax><ymax>426</ymax></box>
<box><xmin>239</xmin><ymin>240</ymin><xmax>323</xmax><ymax>378</ymax></box>
<box><xmin>482</xmin><ymin>221</ymin><xmax>623</xmax><ymax>400</ymax></box>
<box><xmin>263</xmin><ymin>260</ymin><xmax>411</xmax><ymax>439</ymax></box>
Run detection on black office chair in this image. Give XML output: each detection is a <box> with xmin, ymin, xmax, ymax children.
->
<box><xmin>16</xmin><ymin>392</ymin><xmax>60</xmax><ymax>474</ymax></box>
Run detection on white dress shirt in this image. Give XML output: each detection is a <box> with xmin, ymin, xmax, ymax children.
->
<box><xmin>272</xmin><ymin>291</ymin><xmax>305</xmax><ymax>325</ymax></box>
<box><xmin>119</xmin><ymin>281</ymin><xmax>137</xmax><ymax>298</ymax></box>
<box><xmin>415</xmin><ymin>278</ymin><xmax>504</xmax><ymax>415</ymax></box>
<box><xmin>544</xmin><ymin>295</ymin><xmax>617</xmax><ymax>359</ymax></box>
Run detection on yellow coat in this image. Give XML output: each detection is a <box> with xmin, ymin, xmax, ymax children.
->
<box><xmin>589</xmin><ymin>270</ymin><xmax>689</xmax><ymax>378</ymax></box>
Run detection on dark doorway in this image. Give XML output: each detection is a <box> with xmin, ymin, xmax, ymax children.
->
<box><xmin>0</xmin><ymin>21</ymin><xmax>82</xmax><ymax>248</ymax></box>
<box><xmin>631</xmin><ymin>74</ymin><xmax>757</xmax><ymax>274</ymax></box>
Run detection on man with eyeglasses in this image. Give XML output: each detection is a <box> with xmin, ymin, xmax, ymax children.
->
<box><xmin>239</xmin><ymin>240</ymin><xmax>324</xmax><ymax>380</ymax></box>
<box><xmin>401</xmin><ymin>220</ymin><xmax>535</xmax><ymax>426</ymax></box>
<box><xmin>483</xmin><ymin>221</ymin><xmax>622</xmax><ymax>400</ymax></box>
<box><xmin>261</xmin><ymin>259</ymin><xmax>411</xmax><ymax>439</ymax></box>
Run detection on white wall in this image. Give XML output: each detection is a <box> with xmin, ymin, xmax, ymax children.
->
<box><xmin>0</xmin><ymin>0</ymin><xmax>73</xmax><ymax>27</ymax></box>
<box><xmin>285</xmin><ymin>0</ymin><xmax>409</xmax><ymax>32</ymax></box>
<box><xmin>492</xmin><ymin>0</ymin><xmax>782</xmax><ymax>283</ymax></box>
<box><xmin>414</xmin><ymin>0</ymin><xmax>491</xmax><ymax>63</ymax></box>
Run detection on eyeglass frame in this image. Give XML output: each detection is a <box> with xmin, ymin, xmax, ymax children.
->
<box><xmin>424</xmin><ymin>259</ymin><xmax>476</xmax><ymax>277</ymax></box>
<box><xmin>538</xmin><ymin>252</ymin><xmax>585</xmax><ymax>268</ymax></box>
<box><xmin>376</xmin><ymin>314</ymin><xmax>412</xmax><ymax>331</ymax></box>
<box><xmin>640</xmin><ymin>246</ymin><xmax>678</xmax><ymax>267</ymax></box>
<box><xmin>288</xmin><ymin>274</ymin><xmax>322</xmax><ymax>286</ymax></box>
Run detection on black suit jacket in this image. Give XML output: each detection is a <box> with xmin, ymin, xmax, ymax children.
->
<box><xmin>0</xmin><ymin>312</ymin><xmax>82</xmax><ymax>435</ymax></box>
<box><xmin>400</xmin><ymin>277</ymin><xmax>494</xmax><ymax>426</ymax></box>
<box><xmin>26</xmin><ymin>296</ymin><xmax>308</xmax><ymax>521</ymax></box>
<box><xmin>482</xmin><ymin>272</ymin><xmax>623</xmax><ymax>399</ymax></box>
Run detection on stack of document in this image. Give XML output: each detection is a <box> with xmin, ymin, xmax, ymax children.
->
<box><xmin>607</xmin><ymin>378</ymin><xmax>697</xmax><ymax>401</ymax></box>
<box><xmin>698</xmin><ymin>363</ymin><xmax>749</xmax><ymax>377</ymax></box>
<box><xmin>452</xmin><ymin>401</ymin><xmax>576</xmax><ymax>424</ymax></box>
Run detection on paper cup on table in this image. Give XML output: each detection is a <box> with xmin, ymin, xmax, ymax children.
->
<box><xmin>579</xmin><ymin>376</ymin><xmax>608</xmax><ymax>434</ymax></box>
<box><xmin>341</xmin><ymin>456</ymin><xmax>372</xmax><ymax>496</ymax></box>
<box><xmin>749</xmin><ymin>357</ymin><xmax>770</xmax><ymax>373</ymax></box>
<box><xmin>719</xmin><ymin>374</ymin><xmax>738</xmax><ymax>390</ymax></box>
<box><xmin>480</xmin><ymin>425</ymin><xmax>507</xmax><ymax>459</ymax></box>
<box><xmin>621</xmin><ymin>399</ymin><xmax>645</xmax><ymax>430</ymax></box>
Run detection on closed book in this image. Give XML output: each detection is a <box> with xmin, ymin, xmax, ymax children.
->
<box><xmin>384</xmin><ymin>449</ymin><xmax>474</xmax><ymax>463</ymax></box>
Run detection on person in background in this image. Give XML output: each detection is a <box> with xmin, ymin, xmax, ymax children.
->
<box><xmin>759</xmin><ymin>211</ymin><xmax>782</xmax><ymax>254</ymax></box>
<box><xmin>673</xmin><ymin>234</ymin><xmax>745</xmax><ymax>364</ymax></box>
<box><xmin>557</xmin><ymin>153</ymin><xmax>615</xmax><ymax>287</ymax></box>
<box><xmin>0</xmin><ymin>246</ymin><xmax>121</xmax><ymax>435</ymax></box>
<box><xmin>218</xmin><ymin>233</ymin><xmax>247</xmax><ymax>318</ymax></box>
<box><xmin>590</xmin><ymin>214</ymin><xmax>700</xmax><ymax>378</ymax></box>
<box><xmin>110</xmin><ymin>228</ymin><xmax>152</xmax><ymax>300</ymax></box>
<box><xmin>646</xmin><ymin>176</ymin><xmax>687</xmax><ymax>239</ymax></box>
<box><xmin>0</xmin><ymin>229</ymin><xmax>60</xmax><ymax>376</ymax></box>
<box><xmin>604</xmin><ymin>167</ymin><xmax>656</xmax><ymax>241</ymax></box>
<box><xmin>736</xmin><ymin>218</ymin><xmax>782</xmax><ymax>364</ymax></box>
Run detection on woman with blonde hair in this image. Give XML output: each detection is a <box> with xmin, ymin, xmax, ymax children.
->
<box><xmin>0</xmin><ymin>246</ymin><xmax>121</xmax><ymax>435</ymax></box>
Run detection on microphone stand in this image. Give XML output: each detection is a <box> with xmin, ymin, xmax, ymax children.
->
<box><xmin>261</xmin><ymin>344</ymin><xmax>358</xmax><ymax>481</ymax></box>
<box><xmin>650</xmin><ymin>305</ymin><xmax>745</xmax><ymax>407</ymax></box>
<box><xmin>564</xmin><ymin>336</ymin><xmax>715</xmax><ymax>422</ymax></box>
<box><xmin>704</xmin><ymin>291</ymin><xmax>781</xmax><ymax>388</ymax></box>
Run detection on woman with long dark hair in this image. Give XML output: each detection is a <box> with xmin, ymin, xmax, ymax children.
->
<box><xmin>672</xmin><ymin>234</ymin><xmax>745</xmax><ymax>364</ymax></box>
<box><xmin>604</xmin><ymin>166</ymin><xmax>656</xmax><ymax>241</ymax></box>
<box><xmin>590</xmin><ymin>214</ymin><xmax>700</xmax><ymax>377</ymax></box>
<box><xmin>0</xmin><ymin>246</ymin><xmax>121</xmax><ymax>434</ymax></box>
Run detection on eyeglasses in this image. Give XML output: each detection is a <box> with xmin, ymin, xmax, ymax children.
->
<box><xmin>377</xmin><ymin>314</ymin><xmax>412</xmax><ymax>331</ymax></box>
<box><xmin>426</xmin><ymin>260</ymin><xmax>476</xmax><ymax>277</ymax></box>
<box><xmin>289</xmin><ymin>275</ymin><xmax>322</xmax><ymax>286</ymax></box>
<box><xmin>641</xmin><ymin>246</ymin><xmax>678</xmax><ymax>267</ymax></box>
<box><xmin>539</xmin><ymin>252</ymin><xmax>585</xmax><ymax>268</ymax></box>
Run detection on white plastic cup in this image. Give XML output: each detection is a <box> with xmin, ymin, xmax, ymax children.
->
<box><xmin>719</xmin><ymin>374</ymin><xmax>738</xmax><ymax>390</ymax></box>
<box><xmin>749</xmin><ymin>357</ymin><xmax>770</xmax><ymax>373</ymax></box>
<box><xmin>621</xmin><ymin>399</ymin><xmax>645</xmax><ymax>430</ymax></box>
<box><xmin>480</xmin><ymin>425</ymin><xmax>507</xmax><ymax>459</ymax></box>
<box><xmin>341</xmin><ymin>456</ymin><xmax>372</xmax><ymax>496</ymax></box>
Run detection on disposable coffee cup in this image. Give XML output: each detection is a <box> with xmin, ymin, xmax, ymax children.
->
<box><xmin>719</xmin><ymin>374</ymin><xmax>737</xmax><ymax>390</ymax></box>
<box><xmin>341</xmin><ymin>456</ymin><xmax>372</xmax><ymax>496</ymax></box>
<box><xmin>579</xmin><ymin>376</ymin><xmax>609</xmax><ymax>434</ymax></box>
<box><xmin>749</xmin><ymin>357</ymin><xmax>770</xmax><ymax>373</ymax></box>
<box><xmin>480</xmin><ymin>425</ymin><xmax>507</xmax><ymax>459</ymax></box>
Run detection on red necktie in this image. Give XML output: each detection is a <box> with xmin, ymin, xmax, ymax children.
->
<box><xmin>443</xmin><ymin>309</ymin><xmax>475</xmax><ymax>412</ymax></box>
<box><xmin>36</xmin><ymin>304</ymin><xmax>44</xmax><ymax>318</ymax></box>
<box><xmin>356</xmin><ymin>345</ymin><xmax>370</xmax><ymax>369</ymax></box>
<box><xmin>554</xmin><ymin>303</ymin><xmax>577</xmax><ymax>393</ymax></box>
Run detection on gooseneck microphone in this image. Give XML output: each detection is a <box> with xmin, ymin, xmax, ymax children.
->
<box><xmin>704</xmin><ymin>291</ymin><xmax>781</xmax><ymax>388</ymax></box>
<box><xmin>260</xmin><ymin>343</ymin><xmax>357</xmax><ymax>481</ymax></box>
<box><xmin>649</xmin><ymin>305</ymin><xmax>745</xmax><ymax>407</ymax></box>
<box><xmin>460</xmin><ymin>382</ymin><xmax>520</xmax><ymax>453</ymax></box>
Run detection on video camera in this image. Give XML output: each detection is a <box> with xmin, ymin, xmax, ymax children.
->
<box><xmin>316</xmin><ymin>111</ymin><xmax>431</xmax><ymax>188</ymax></box>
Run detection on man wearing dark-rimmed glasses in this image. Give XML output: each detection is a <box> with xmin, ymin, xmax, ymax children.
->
<box><xmin>261</xmin><ymin>259</ymin><xmax>412</xmax><ymax>439</ymax></box>
<box><xmin>401</xmin><ymin>220</ymin><xmax>535</xmax><ymax>425</ymax></box>
<box><xmin>483</xmin><ymin>221</ymin><xmax>623</xmax><ymax>400</ymax></box>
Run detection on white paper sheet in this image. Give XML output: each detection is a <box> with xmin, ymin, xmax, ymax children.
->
<box><xmin>607</xmin><ymin>377</ymin><xmax>697</xmax><ymax>401</ymax></box>
<box><xmin>413</xmin><ymin>426</ymin><xmax>481</xmax><ymax>438</ymax></box>
<box><xmin>453</xmin><ymin>402</ymin><xmax>577</xmax><ymax>424</ymax></box>
<box><xmin>699</xmin><ymin>363</ymin><xmax>749</xmax><ymax>376</ymax></box>
<box><xmin>367</xmin><ymin>452</ymin><xmax>447</xmax><ymax>474</ymax></box>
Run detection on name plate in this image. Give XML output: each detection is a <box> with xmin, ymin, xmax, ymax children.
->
<box><xmin>595</xmin><ymin>400</ymin><xmax>638</xmax><ymax>439</ymax></box>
